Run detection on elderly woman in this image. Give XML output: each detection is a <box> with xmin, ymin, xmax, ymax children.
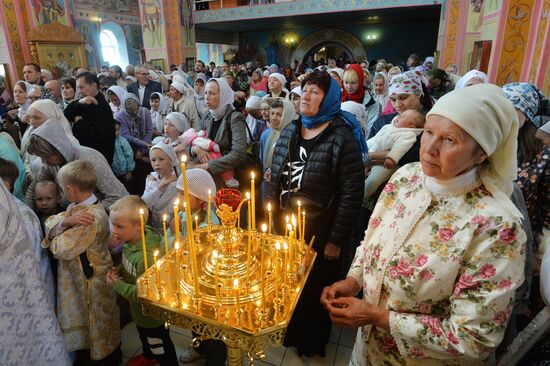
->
<box><xmin>250</xmin><ymin>68</ymin><xmax>268</xmax><ymax>94</ymax></box>
<box><xmin>24</xmin><ymin>119</ymin><xmax>127</xmax><ymax>209</ymax></box>
<box><xmin>266</xmin><ymin>73</ymin><xmax>288</xmax><ymax>99</ymax></box>
<box><xmin>455</xmin><ymin>69</ymin><xmax>488</xmax><ymax>89</ymax></box>
<box><xmin>24</xmin><ymin>100</ymin><xmax>79</xmax><ymax>178</ymax></box>
<box><xmin>187</xmin><ymin>77</ymin><xmax>247</xmax><ymax>187</ymax></box>
<box><xmin>166</xmin><ymin>78</ymin><xmax>200</xmax><ymax>128</ymax></box>
<box><xmin>321</xmin><ymin>84</ymin><xmax>526</xmax><ymax>365</ymax></box>
<box><xmin>268</xmin><ymin>70</ymin><xmax>365</xmax><ymax>357</ymax></box>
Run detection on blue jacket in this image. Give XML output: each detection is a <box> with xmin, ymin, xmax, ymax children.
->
<box><xmin>111</xmin><ymin>135</ymin><xmax>135</xmax><ymax>176</ymax></box>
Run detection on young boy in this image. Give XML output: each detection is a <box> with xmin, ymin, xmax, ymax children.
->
<box><xmin>107</xmin><ymin>195</ymin><xmax>178</xmax><ymax>366</ymax></box>
<box><xmin>42</xmin><ymin>159</ymin><xmax>121</xmax><ymax>365</ymax></box>
<box><xmin>112</xmin><ymin>120</ymin><xmax>135</xmax><ymax>184</ymax></box>
<box><xmin>34</xmin><ymin>179</ymin><xmax>62</xmax><ymax>232</ymax></box>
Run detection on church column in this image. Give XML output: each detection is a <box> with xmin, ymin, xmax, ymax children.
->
<box><xmin>139</xmin><ymin>0</ymin><xmax>196</xmax><ymax>71</ymax></box>
<box><xmin>0</xmin><ymin>0</ymin><xmax>32</xmax><ymax>84</ymax></box>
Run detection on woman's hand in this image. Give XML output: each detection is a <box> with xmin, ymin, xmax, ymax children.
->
<box><xmin>195</xmin><ymin>163</ymin><xmax>209</xmax><ymax>171</ymax></box>
<box><xmin>321</xmin><ymin>277</ymin><xmax>359</xmax><ymax>309</ymax></box>
<box><xmin>106</xmin><ymin>267</ymin><xmax>122</xmax><ymax>288</ymax></box>
<box><xmin>324</xmin><ymin>242</ymin><xmax>341</xmax><ymax>261</ymax></box>
<box><xmin>157</xmin><ymin>175</ymin><xmax>177</xmax><ymax>191</ymax></box>
<box><xmin>7</xmin><ymin>109</ymin><xmax>19</xmax><ymax>120</ymax></box>
<box><xmin>368</xmin><ymin>151</ymin><xmax>390</xmax><ymax>167</ymax></box>
<box><xmin>193</xmin><ymin>146</ymin><xmax>211</xmax><ymax>164</ymax></box>
<box><xmin>383</xmin><ymin>157</ymin><xmax>397</xmax><ymax>170</ymax></box>
<box><xmin>326</xmin><ymin>297</ymin><xmax>390</xmax><ymax>331</ymax></box>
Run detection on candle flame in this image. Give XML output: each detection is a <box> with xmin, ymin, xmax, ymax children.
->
<box><xmin>212</xmin><ymin>250</ymin><xmax>218</xmax><ymax>259</ymax></box>
<box><xmin>154</xmin><ymin>249</ymin><xmax>159</xmax><ymax>257</ymax></box>
<box><xmin>174</xmin><ymin>241</ymin><xmax>180</xmax><ymax>250</ymax></box>
<box><xmin>181</xmin><ymin>155</ymin><xmax>187</xmax><ymax>163</ymax></box>
<box><xmin>283</xmin><ymin>242</ymin><xmax>288</xmax><ymax>250</ymax></box>
<box><xmin>261</xmin><ymin>223</ymin><xmax>267</xmax><ymax>233</ymax></box>
<box><xmin>233</xmin><ymin>278</ymin><xmax>239</xmax><ymax>288</ymax></box>
<box><xmin>156</xmin><ymin>260</ymin><xmax>161</xmax><ymax>268</ymax></box>
<box><xmin>297</xmin><ymin>200</ymin><xmax>301</xmax><ymax>207</ymax></box>
<box><xmin>291</xmin><ymin>214</ymin><xmax>297</xmax><ymax>227</ymax></box>
<box><xmin>245</xmin><ymin>191</ymin><xmax>251</xmax><ymax>199</ymax></box>
<box><xmin>287</xmin><ymin>223</ymin><xmax>293</xmax><ymax>231</ymax></box>
<box><xmin>251</xmin><ymin>171</ymin><xmax>255</xmax><ymax>180</ymax></box>
<box><xmin>163</xmin><ymin>213</ymin><xmax>167</xmax><ymax>221</ymax></box>
<box><xmin>275</xmin><ymin>242</ymin><xmax>281</xmax><ymax>250</ymax></box>
<box><xmin>285</xmin><ymin>215</ymin><xmax>289</xmax><ymax>223</ymax></box>
<box><xmin>208</xmin><ymin>189</ymin><xmax>212</xmax><ymax>195</ymax></box>
<box><xmin>139</xmin><ymin>208</ymin><xmax>144</xmax><ymax>215</ymax></box>
<box><xmin>174</xmin><ymin>198</ymin><xmax>179</xmax><ymax>206</ymax></box>
<box><xmin>267</xmin><ymin>202</ymin><xmax>271</xmax><ymax>212</ymax></box>
<box><xmin>195</xmin><ymin>215</ymin><xmax>198</xmax><ymax>221</ymax></box>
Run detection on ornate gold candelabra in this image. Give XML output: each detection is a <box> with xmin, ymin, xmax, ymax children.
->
<box><xmin>137</xmin><ymin>189</ymin><xmax>316</xmax><ymax>366</ymax></box>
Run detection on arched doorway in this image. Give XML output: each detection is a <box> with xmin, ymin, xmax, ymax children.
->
<box><xmin>303</xmin><ymin>42</ymin><xmax>354</xmax><ymax>67</ymax></box>
<box><xmin>291</xmin><ymin>28</ymin><xmax>368</xmax><ymax>66</ymax></box>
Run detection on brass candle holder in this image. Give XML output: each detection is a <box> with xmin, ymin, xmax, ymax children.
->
<box><xmin>137</xmin><ymin>189</ymin><xmax>316</xmax><ymax>365</ymax></box>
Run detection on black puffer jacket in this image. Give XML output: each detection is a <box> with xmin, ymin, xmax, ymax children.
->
<box><xmin>268</xmin><ymin>116</ymin><xmax>364</xmax><ymax>250</ymax></box>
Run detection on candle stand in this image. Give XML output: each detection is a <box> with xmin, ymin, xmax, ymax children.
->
<box><xmin>137</xmin><ymin>189</ymin><xmax>316</xmax><ymax>366</ymax></box>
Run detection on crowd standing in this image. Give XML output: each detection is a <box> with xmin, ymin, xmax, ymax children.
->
<box><xmin>0</xmin><ymin>53</ymin><xmax>549</xmax><ymax>366</ymax></box>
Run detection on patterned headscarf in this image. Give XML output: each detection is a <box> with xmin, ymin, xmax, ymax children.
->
<box><xmin>388</xmin><ymin>70</ymin><xmax>426</xmax><ymax>97</ymax></box>
<box><xmin>502</xmin><ymin>82</ymin><xmax>542</xmax><ymax>125</ymax></box>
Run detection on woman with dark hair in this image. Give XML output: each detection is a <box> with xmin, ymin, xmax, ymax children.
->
<box><xmin>60</xmin><ymin>77</ymin><xmax>77</xmax><ymax>110</ymax></box>
<box><xmin>268</xmin><ymin>70</ymin><xmax>365</xmax><ymax>357</ymax></box>
<box><xmin>427</xmin><ymin>68</ymin><xmax>451</xmax><ymax>100</ymax></box>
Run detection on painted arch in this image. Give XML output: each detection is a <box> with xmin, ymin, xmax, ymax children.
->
<box><xmin>291</xmin><ymin>28</ymin><xmax>368</xmax><ymax>64</ymax></box>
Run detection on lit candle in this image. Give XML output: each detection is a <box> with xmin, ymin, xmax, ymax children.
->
<box><xmin>284</xmin><ymin>215</ymin><xmax>289</xmax><ymax>237</ymax></box>
<box><xmin>275</xmin><ymin>242</ymin><xmax>280</xmax><ymax>299</ymax></box>
<box><xmin>297</xmin><ymin>201</ymin><xmax>302</xmax><ymax>243</ymax></box>
<box><xmin>213</xmin><ymin>250</ymin><xmax>219</xmax><ymax>308</ymax></box>
<box><xmin>173</xmin><ymin>199</ymin><xmax>180</xmax><ymax>244</ymax></box>
<box><xmin>245</xmin><ymin>192</ymin><xmax>252</xmax><ymax>280</ymax></box>
<box><xmin>234</xmin><ymin>278</ymin><xmax>240</xmax><ymax>308</ymax></box>
<box><xmin>155</xmin><ymin>259</ymin><xmax>161</xmax><ymax>288</ymax></box>
<box><xmin>261</xmin><ymin>223</ymin><xmax>267</xmax><ymax>305</ymax></box>
<box><xmin>162</xmin><ymin>214</ymin><xmax>169</xmax><ymax>255</ymax></box>
<box><xmin>251</xmin><ymin>172</ymin><xmax>256</xmax><ymax>230</ymax></box>
<box><xmin>139</xmin><ymin>208</ymin><xmax>148</xmax><ymax>270</ymax></box>
<box><xmin>267</xmin><ymin>202</ymin><xmax>272</xmax><ymax>235</ymax></box>
<box><xmin>185</xmin><ymin>204</ymin><xmax>200</xmax><ymax>295</ymax></box>
<box><xmin>283</xmin><ymin>242</ymin><xmax>288</xmax><ymax>289</ymax></box>
<box><xmin>291</xmin><ymin>215</ymin><xmax>297</xmax><ymax>263</ymax></box>
<box><xmin>153</xmin><ymin>249</ymin><xmax>159</xmax><ymax>264</ymax></box>
<box><xmin>174</xmin><ymin>241</ymin><xmax>180</xmax><ymax>286</ymax></box>
<box><xmin>287</xmin><ymin>224</ymin><xmax>294</xmax><ymax>273</ymax></box>
<box><xmin>194</xmin><ymin>215</ymin><xmax>199</xmax><ymax>233</ymax></box>
<box><xmin>207</xmin><ymin>189</ymin><xmax>212</xmax><ymax>230</ymax></box>
<box><xmin>302</xmin><ymin>210</ymin><xmax>306</xmax><ymax>245</ymax></box>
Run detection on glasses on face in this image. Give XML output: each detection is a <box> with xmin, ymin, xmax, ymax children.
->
<box><xmin>27</xmin><ymin>96</ymin><xmax>40</xmax><ymax>101</ymax></box>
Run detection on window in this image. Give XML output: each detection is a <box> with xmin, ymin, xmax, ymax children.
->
<box><xmin>100</xmin><ymin>29</ymin><xmax>121</xmax><ymax>66</ymax></box>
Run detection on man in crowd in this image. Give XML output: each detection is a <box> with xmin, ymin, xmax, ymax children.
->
<box><xmin>23</xmin><ymin>63</ymin><xmax>44</xmax><ymax>86</ymax></box>
<box><xmin>126</xmin><ymin>64</ymin><xmax>162</xmax><ymax>109</ymax></box>
<box><xmin>44</xmin><ymin>79</ymin><xmax>62</xmax><ymax>105</ymax></box>
<box><xmin>64</xmin><ymin>72</ymin><xmax>116</xmax><ymax>164</ymax></box>
<box><xmin>109</xmin><ymin>65</ymin><xmax>127</xmax><ymax>87</ymax></box>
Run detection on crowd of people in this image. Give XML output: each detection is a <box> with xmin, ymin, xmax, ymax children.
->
<box><xmin>0</xmin><ymin>52</ymin><xmax>549</xmax><ymax>366</ymax></box>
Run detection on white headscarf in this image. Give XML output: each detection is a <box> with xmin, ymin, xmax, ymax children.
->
<box><xmin>176</xmin><ymin>168</ymin><xmax>216</xmax><ymax>203</ymax></box>
<box><xmin>455</xmin><ymin>69</ymin><xmax>488</xmax><ymax>89</ymax></box>
<box><xmin>263</xmin><ymin>98</ymin><xmax>295</xmax><ymax>169</ymax></box>
<box><xmin>328</xmin><ymin>68</ymin><xmax>344</xmax><ymax>80</ymax></box>
<box><xmin>150</xmin><ymin>142</ymin><xmax>178</xmax><ymax>167</ymax></box>
<box><xmin>207</xmin><ymin>78</ymin><xmax>235</xmax><ymax>120</ymax></box>
<box><xmin>245</xmin><ymin>95</ymin><xmax>262</xmax><ymax>110</ymax></box>
<box><xmin>290</xmin><ymin>86</ymin><xmax>302</xmax><ymax>97</ymax></box>
<box><xmin>427</xmin><ymin>83</ymin><xmax>521</xmax><ymax>218</ymax></box>
<box><xmin>28</xmin><ymin>99</ymin><xmax>78</xmax><ymax>145</ymax></box>
<box><xmin>269</xmin><ymin>73</ymin><xmax>287</xmax><ymax>88</ymax></box>
<box><xmin>341</xmin><ymin>101</ymin><xmax>369</xmax><ymax>136</ymax></box>
<box><xmin>151</xmin><ymin>91</ymin><xmax>167</xmax><ymax>113</ymax></box>
<box><xmin>165</xmin><ymin>112</ymin><xmax>189</xmax><ymax>133</ymax></box>
<box><xmin>107</xmin><ymin>85</ymin><xmax>127</xmax><ymax>102</ymax></box>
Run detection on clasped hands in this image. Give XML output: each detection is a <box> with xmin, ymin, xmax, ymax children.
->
<box><xmin>320</xmin><ymin>277</ymin><xmax>390</xmax><ymax>331</ymax></box>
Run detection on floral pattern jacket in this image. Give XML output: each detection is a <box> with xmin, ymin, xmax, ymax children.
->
<box><xmin>347</xmin><ymin>163</ymin><xmax>526</xmax><ymax>365</ymax></box>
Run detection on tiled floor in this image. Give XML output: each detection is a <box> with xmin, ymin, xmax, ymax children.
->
<box><xmin>121</xmin><ymin>322</ymin><xmax>355</xmax><ymax>365</ymax></box>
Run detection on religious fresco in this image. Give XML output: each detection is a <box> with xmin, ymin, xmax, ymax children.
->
<box><xmin>179</xmin><ymin>0</ymin><xmax>195</xmax><ymax>47</ymax></box>
<box><xmin>76</xmin><ymin>21</ymin><xmax>101</xmax><ymax>71</ymax></box>
<box><xmin>484</xmin><ymin>0</ymin><xmax>503</xmax><ymax>15</ymax></box>
<box><xmin>74</xmin><ymin>0</ymin><xmax>139</xmax><ymax>16</ymax></box>
<box><xmin>196</xmin><ymin>43</ymin><xmax>234</xmax><ymax>65</ymax></box>
<box><xmin>29</xmin><ymin>0</ymin><xmax>68</xmax><ymax>26</ymax></box>
<box><xmin>124</xmin><ymin>24</ymin><xmax>145</xmax><ymax>65</ymax></box>
<box><xmin>140</xmin><ymin>0</ymin><xmax>164</xmax><ymax>48</ymax></box>
<box><xmin>467</xmin><ymin>0</ymin><xmax>484</xmax><ymax>32</ymax></box>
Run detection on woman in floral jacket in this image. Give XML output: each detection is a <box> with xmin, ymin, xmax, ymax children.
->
<box><xmin>321</xmin><ymin>84</ymin><xmax>527</xmax><ymax>365</ymax></box>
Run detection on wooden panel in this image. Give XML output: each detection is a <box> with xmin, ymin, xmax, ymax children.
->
<box><xmin>495</xmin><ymin>0</ymin><xmax>535</xmax><ymax>85</ymax></box>
<box><xmin>441</xmin><ymin>0</ymin><xmax>461</xmax><ymax>68</ymax></box>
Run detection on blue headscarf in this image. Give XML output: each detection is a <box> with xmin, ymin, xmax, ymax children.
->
<box><xmin>301</xmin><ymin>76</ymin><xmax>368</xmax><ymax>154</ymax></box>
